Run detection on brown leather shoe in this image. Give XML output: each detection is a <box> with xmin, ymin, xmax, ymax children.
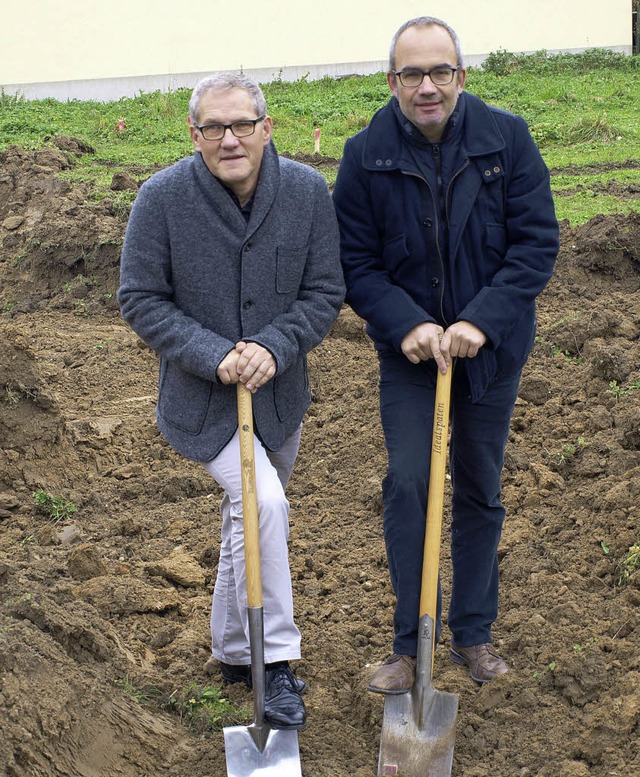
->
<box><xmin>450</xmin><ymin>643</ymin><xmax>509</xmax><ymax>683</ymax></box>
<box><xmin>367</xmin><ymin>654</ymin><xmax>416</xmax><ymax>695</ymax></box>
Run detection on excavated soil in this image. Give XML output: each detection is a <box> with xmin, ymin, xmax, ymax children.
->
<box><xmin>0</xmin><ymin>142</ymin><xmax>639</xmax><ymax>777</ymax></box>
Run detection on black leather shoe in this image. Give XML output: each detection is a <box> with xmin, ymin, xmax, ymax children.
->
<box><xmin>264</xmin><ymin>664</ymin><xmax>307</xmax><ymax>730</ymax></box>
<box><xmin>219</xmin><ymin>661</ymin><xmax>308</xmax><ymax>694</ymax></box>
<box><xmin>219</xmin><ymin>662</ymin><xmax>252</xmax><ymax>687</ymax></box>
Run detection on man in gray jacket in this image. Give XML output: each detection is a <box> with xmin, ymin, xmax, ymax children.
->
<box><xmin>118</xmin><ymin>73</ymin><xmax>345</xmax><ymax>730</ymax></box>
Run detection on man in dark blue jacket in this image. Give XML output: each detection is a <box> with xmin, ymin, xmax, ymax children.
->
<box><xmin>333</xmin><ymin>17</ymin><xmax>558</xmax><ymax>692</ymax></box>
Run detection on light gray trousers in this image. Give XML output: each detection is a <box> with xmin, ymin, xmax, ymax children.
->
<box><xmin>202</xmin><ymin>425</ymin><xmax>302</xmax><ymax>665</ymax></box>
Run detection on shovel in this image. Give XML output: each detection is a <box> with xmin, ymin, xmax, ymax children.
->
<box><xmin>377</xmin><ymin>366</ymin><xmax>459</xmax><ymax>777</ymax></box>
<box><xmin>223</xmin><ymin>384</ymin><xmax>302</xmax><ymax>777</ymax></box>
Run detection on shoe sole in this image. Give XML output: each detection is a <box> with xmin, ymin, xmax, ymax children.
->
<box><xmin>366</xmin><ymin>683</ymin><xmax>412</xmax><ymax>695</ymax></box>
<box><xmin>264</xmin><ymin>719</ymin><xmax>307</xmax><ymax>731</ymax></box>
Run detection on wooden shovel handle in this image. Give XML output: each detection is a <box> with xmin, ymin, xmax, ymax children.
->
<box><xmin>237</xmin><ymin>384</ymin><xmax>263</xmax><ymax>608</ymax></box>
<box><xmin>419</xmin><ymin>367</ymin><xmax>452</xmax><ymax>621</ymax></box>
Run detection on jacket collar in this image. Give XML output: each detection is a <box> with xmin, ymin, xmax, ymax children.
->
<box><xmin>248</xmin><ymin>140</ymin><xmax>280</xmax><ymax>231</ymax></box>
<box><xmin>192</xmin><ymin>141</ymin><xmax>280</xmax><ymax>237</ymax></box>
<box><xmin>361</xmin><ymin>92</ymin><xmax>506</xmax><ymax>171</ymax></box>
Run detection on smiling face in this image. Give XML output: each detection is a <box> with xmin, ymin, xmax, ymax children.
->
<box><xmin>387</xmin><ymin>24</ymin><xmax>466</xmax><ymax>142</ymax></box>
<box><xmin>189</xmin><ymin>87</ymin><xmax>272</xmax><ymax>205</ymax></box>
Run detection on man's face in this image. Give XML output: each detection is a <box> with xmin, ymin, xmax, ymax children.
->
<box><xmin>387</xmin><ymin>24</ymin><xmax>466</xmax><ymax>142</ymax></box>
<box><xmin>190</xmin><ymin>87</ymin><xmax>272</xmax><ymax>203</ymax></box>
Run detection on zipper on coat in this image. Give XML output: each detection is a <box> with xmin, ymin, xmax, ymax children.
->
<box><xmin>431</xmin><ymin>145</ymin><xmax>449</xmax><ymax>326</ymax></box>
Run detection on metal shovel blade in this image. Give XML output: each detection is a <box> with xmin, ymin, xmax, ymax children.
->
<box><xmin>377</xmin><ymin>610</ymin><xmax>458</xmax><ymax>776</ymax></box>
<box><xmin>223</xmin><ymin>608</ymin><xmax>302</xmax><ymax>777</ymax></box>
<box><xmin>377</xmin><ymin>685</ymin><xmax>458</xmax><ymax>777</ymax></box>
<box><xmin>224</xmin><ymin>725</ymin><xmax>302</xmax><ymax>777</ymax></box>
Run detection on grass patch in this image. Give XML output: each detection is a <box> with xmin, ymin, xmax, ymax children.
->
<box><xmin>18</xmin><ymin>489</ymin><xmax>78</xmax><ymax>545</ymax></box>
<box><xmin>165</xmin><ymin>683</ymin><xmax>249</xmax><ymax>732</ymax></box>
<box><xmin>551</xmin><ymin>163</ymin><xmax>640</xmax><ymax>223</ymax></box>
<box><xmin>616</xmin><ymin>543</ymin><xmax>640</xmax><ymax>587</ymax></box>
<box><xmin>114</xmin><ymin>676</ymin><xmax>249</xmax><ymax>732</ymax></box>
<box><xmin>564</xmin><ymin>113</ymin><xmax>624</xmax><ymax>144</ymax></box>
<box><xmin>115</xmin><ymin>676</ymin><xmax>164</xmax><ymax>705</ymax></box>
<box><xmin>552</xmin><ymin>168</ymin><xmax>640</xmax><ymax>190</ymax></box>
<box><xmin>607</xmin><ymin>379</ymin><xmax>640</xmax><ymax>399</ymax></box>
<box><xmin>32</xmin><ymin>489</ymin><xmax>77</xmax><ymax>522</ymax></box>
<box><xmin>1</xmin><ymin>50</ymin><xmax>639</xmax><ymax>224</ymax></box>
<box><xmin>481</xmin><ymin>48</ymin><xmax>640</xmax><ymax>77</ymax></box>
<box><xmin>553</xmin><ymin>192</ymin><xmax>640</xmax><ymax>226</ymax></box>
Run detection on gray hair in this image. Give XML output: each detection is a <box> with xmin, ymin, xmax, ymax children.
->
<box><xmin>188</xmin><ymin>73</ymin><xmax>267</xmax><ymax>125</ymax></box>
<box><xmin>389</xmin><ymin>16</ymin><xmax>464</xmax><ymax>72</ymax></box>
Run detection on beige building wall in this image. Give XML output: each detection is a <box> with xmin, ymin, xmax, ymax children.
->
<box><xmin>1</xmin><ymin>0</ymin><xmax>633</xmax><ymax>100</ymax></box>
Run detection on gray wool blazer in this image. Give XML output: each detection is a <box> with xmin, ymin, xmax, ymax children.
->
<box><xmin>118</xmin><ymin>142</ymin><xmax>345</xmax><ymax>462</ymax></box>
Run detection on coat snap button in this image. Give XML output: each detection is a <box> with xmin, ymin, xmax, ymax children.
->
<box><xmin>423</xmin><ymin>218</ymin><xmax>433</xmax><ymax>228</ymax></box>
<box><xmin>375</xmin><ymin>159</ymin><xmax>383</xmax><ymax>166</ymax></box>
<box><xmin>493</xmin><ymin>166</ymin><xmax>501</xmax><ymax>173</ymax></box>
<box><xmin>431</xmin><ymin>277</ymin><xmax>439</xmax><ymax>287</ymax></box>
<box><xmin>243</xmin><ymin>301</ymin><xmax>252</xmax><ymax>310</ymax></box>
<box><xmin>484</xmin><ymin>169</ymin><xmax>492</xmax><ymax>177</ymax></box>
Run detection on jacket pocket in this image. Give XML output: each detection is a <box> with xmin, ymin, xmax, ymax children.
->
<box><xmin>274</xmin><ymin>358</ymin><xmax>309</xmax><ymax>423</ymax></box>
<box><xmin>157</xmin><ymin>360</ymin><xmax>212</xmax><ymax>435</ymax></box>
<box><xmin>276</xmin><ymin>247</ymin><xmax>308</xmax><ymax>293</ymax></box>
<box><xmin>382</xmin><ymin>234</ymin><xmax>410</xmax><ymax>274</ymax></box>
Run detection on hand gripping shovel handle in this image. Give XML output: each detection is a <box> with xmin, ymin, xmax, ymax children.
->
<box><xmin>420</xmin><ymin>367</ymin><xmax>453</xmax><ymax>672</ymax></box>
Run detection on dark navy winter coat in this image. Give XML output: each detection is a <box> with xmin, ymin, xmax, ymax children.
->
<box><xmin>333</xmin><ymin>92</ymin><xmax>559</xmax><ymax>400</ymax></box>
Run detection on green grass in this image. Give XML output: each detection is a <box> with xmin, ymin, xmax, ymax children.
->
<box><xmin>166</xmin><ymin>683</ymin><xmax>249</xmax><ymax>731</ymax></box>
<box><xmin>552</xmin><ymin>190</ymin><xmax>640</xmax><ymax>224</ymax></box>
<box><xmin>32</xmin><ymin>489</ymin><xmax>77</xmax><ymax>522</ymax></box>
<box><xmin>607</xmin><ymin>379</ymin><xmax>640</xmax><ymax>399</ymax></box>
<box><xmin>1</xmin><ymin>49</ymin><xmax>639</xmax><ymax>225</ymax></box>
<box><xmin>617</xmin><ymin>542</ymin><xmax>640</xmax><ymax>587</ymax></box>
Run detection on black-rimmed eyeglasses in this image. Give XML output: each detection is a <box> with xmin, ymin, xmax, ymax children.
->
<box><xmin>393</xmin><ymin>67</ymin><xmax>460</xmax><ymax>88</ymax></box>
<box><xmin>194</xmin><ymin>115</ymin><xmax>266</xmax><ymax>141</ymax></box>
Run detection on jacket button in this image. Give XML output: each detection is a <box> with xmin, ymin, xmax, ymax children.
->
<box><xmin>385</xmin><ymin>159</ymin><xmax>392</xmax><ymax>166</ymax></box>
<box><xmin>423</xmin><ymin>218</ymin><xmax>433</xmax><ymax>228</ymax></box>
<box><xmin>375</xmin><ymin>159</ymin><xmax>383</xmax><ymax>166</ymax></box>
<box><xmin>431</xmin><ymin>277</ymin><xmax>439</xmax><ymax>287</ymax></box>
<box><xmin>484</xmin><ymin>169</ymin><xmax>492</xmax><ymax>177</ymax></box>
<box><xmin>493</xmin><ymin>166</ymin><xmax>501</xmax><ymax>173</ymax></box>
<box><xmin>244</xmin><ymin>243</ymin><xmax>251</xmax><ymax>252</ymax></box>
<box><xmin>243</xmin><ymin>300</ymin><xmax>252</xmax><ymax>309</ymax></box>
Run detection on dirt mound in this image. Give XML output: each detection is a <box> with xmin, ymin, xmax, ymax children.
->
<box><xmin>0</xmin><ymin>147</ymin><xmax>638</xmax><ymax>776</ymax></box>
<box><xmin>0</xmin><ymin>143</ymin><xmax>126</xmax><ymax>316</ymax></box>
<box><xmin>283</xmin><ymin>150</ymin><xmax>341</xmax><ymax>170</ymax></box>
